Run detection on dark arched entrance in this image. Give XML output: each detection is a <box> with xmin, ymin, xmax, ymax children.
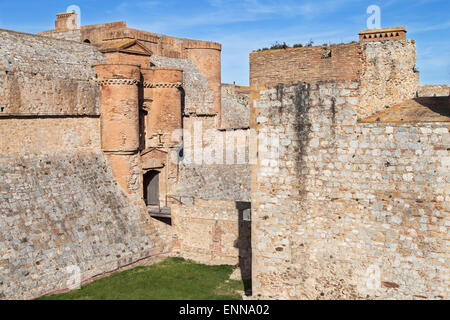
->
<box><xmin>143</xmin><ymin>170</ymin><xmax>159</xmax><ymax>206</ymax></box>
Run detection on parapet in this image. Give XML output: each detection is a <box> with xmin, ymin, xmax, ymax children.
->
<box><xmin>359</xmin><ymin>26</ymin><xmax>407</xmax><ymax>42</ymax></box>
<box><xmin>250</xmin><ymin>42</ymin><xmax>363</xmax><ymax>87</ymax></box>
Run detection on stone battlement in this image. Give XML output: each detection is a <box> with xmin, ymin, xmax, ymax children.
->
<box><xmin>359</xmin><ymin>26</ymin><xmax>407</xmax><ymax>42</ymax></box>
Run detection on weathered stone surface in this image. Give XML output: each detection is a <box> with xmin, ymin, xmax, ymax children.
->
<box><xmin>0</xmin><ymin>151</ymin><xmax>160</xmax><ymax>300</ymax></box>
<box><xmin>0</xmin><ymin>117</ymin><xmax>100</xmax><ymax>153</ymax></box>
<box><xmin>177</xmin><ymin>164</ymin><xmax>250</xmax><ymax>202</ymax></box>
<box><xmin>0</xmin><ymin>29</ymin><xmax>105</xmax><ymax>116</ymax></box>
<box><xmin>221</xmin><ymin>84</ymin><xmax>250</xmax><ymax>130</ymax></box>
<box><xmin>1</xmin><ymin>15</ymin><xmax>448</xmax><ymax>301</ymax></box>
<box><xmin>417</xmin><ymin>84</ymin><xmax>450</xmax><ymax>97</ymax></box>
<box><xmin>251</xmin><ymin>81</ymin><xmax>449</xmax><ymax>300</ymax></box>
<box><xmin>359</xmin><ymin>40</ymin><xmax>418</xmax><ymax>117</ymax></box>
<box><xmin>151</xmin><ymin>55</ymin><xmax>215</xmax><ymax>115</ymax></box>
<box><xmin>172</xmin><ymin>199</ymin><xmax>251</xmax><ymax>277</ymax></box>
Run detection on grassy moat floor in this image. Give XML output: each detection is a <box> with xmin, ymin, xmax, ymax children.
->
<box><xmin>37</xmin><ymin>258</ymin><xmax>245</xmax><ymax>300</ymax></box>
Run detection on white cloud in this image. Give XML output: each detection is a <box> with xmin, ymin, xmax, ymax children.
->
<box><xmin>408</xmin><ymin>21</ymin><xmax>450</xmax><ymax>34</ymax></box>
<box><xmin>136</xmin><ymin>0</ymin><xmax>355</xmax><ymax>33</ymax></box>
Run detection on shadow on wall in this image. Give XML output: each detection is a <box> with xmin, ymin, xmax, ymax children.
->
<box><xmin>414</xmin><ymin>97</ymin><xmax>450</xmax><ymax>118</ymax></box>
<box><xmin>235</xmin><ymin>201</ymin><xmax>252</xmax><ymax>296</ymax></box>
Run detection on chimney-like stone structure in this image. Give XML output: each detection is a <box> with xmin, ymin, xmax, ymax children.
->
<box><xmin>359</xmin><ymin>26</ymin><xmax>407</xmax><ymax>42</ymax></box>
<box><xmin>93</xmin><ymin>63</ymin><xmax>141</xmax><ymax>194</ymax></box>
<box><xmin>55</xmin><ymin>12</ymin><xmax>78</xmax><ymax>31</ymax></box>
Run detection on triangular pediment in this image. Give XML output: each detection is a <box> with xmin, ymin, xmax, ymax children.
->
<box><xmin>141</xmin><ymin>147</ymin><xmax>168</xmax><ymax>170</ymax></box>
<box><xmin>120</xmin><ymin>40</ymin><xmax>153</xmax><ymax>56</ymax></box>
<box><xmin>100</xmin><ymin>39</ymin><xmax>153</xmax><ymax>56</ymax></box>
<box><xmin>141</xmin><ymin>147</ymin><xmax>168</xmax><ymax>157</ymax></box>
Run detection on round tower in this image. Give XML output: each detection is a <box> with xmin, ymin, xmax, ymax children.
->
<box><xmin>93</xmin><ymin>63</ymin><xmax>142</xmax><ymax>194</ymax></box>
<box><xmin>141</xmin><ymin>67</ymin><xmax>183</xmax><ymax>149</ymax></box>
<box><xmin>184</xmin><ymin>42</ymin><xmax>222</xmax><ymax>118</ymax></box>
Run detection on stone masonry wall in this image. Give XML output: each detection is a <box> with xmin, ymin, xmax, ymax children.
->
<box><xmin>172</xmin><ymin>200</ymin><xmax>251</xmax><ymax>275</ymax></box>
<box><xmin>221</xmin><ymin>84</ymin><xmax>250</xmax><ymax>130</ymax></box>
<box><xmin>150</xmin><ymin>55</ymin><xmax>215</xmax><ymax>115</ymax></box>
<box><xmin>0</xmin><ymin>30</ymin><xmax>166</xmax><ymax>299</ymax></box>
<box><xmin>41</xmin><ymin>29</ymin><xmax>82</xmax><ymax>42</ymax></box>
<box><xmin>417</xmin><ymin>84</ymin><xmax>450</xmax><ymax>97</ymax></box>
<box><xmin>0</xmin><ymin>29</ymin><xmax>105</xmax><ymax>116</ymax></box>
<box><xmin>359</xmin><ymin>40</ymin><xmax>418</xmax><ymax>117</ymax></box>
<box><xmin>251</xmin><ymin>82</ymin><xmax>449</xmax><ymax>299</ymax></box>
<box><xmin>0</xmin><ymin>117</ymin><xmax>100</xmax><ymax>153</ymax></box>
<box><xmin>0</xmin><ymin>150</ymin><xmax>164</xmax><ymax>300</ymax></box>
<box><xmin>177</xmin><ymin>115</ymin><xmax>250</xmax><ymax>202</ymax></box>
<box><xmin>142</xmin><ymin>53</ymin><xmax>252</xmax><ymax>268</ymax></box>
<box><xmin>172</xmin><ymin>115</ymin><xmax>251</xmax><ymax>265</ymax></box>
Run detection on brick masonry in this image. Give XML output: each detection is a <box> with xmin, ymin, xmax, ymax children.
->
<box><xmin>250</xmin><ymin>43</ymin><xmax>363</xmax><ymax>87</ymax></box>
<box><xmin>0</xmin><ymin>29</ymin><xmax>166</xmax><ymax>299</ymax></box>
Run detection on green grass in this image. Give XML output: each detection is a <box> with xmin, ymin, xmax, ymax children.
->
<box><xmin>37</xmin><ymin>258</ymin><xmax>245</xmax><ymax>300</ymax></box>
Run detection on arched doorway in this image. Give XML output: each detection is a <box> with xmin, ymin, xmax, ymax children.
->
<box><xmin>143</xmin><ymin>170</ymin><xmax>160</xmax><ymax>206</ymax></box>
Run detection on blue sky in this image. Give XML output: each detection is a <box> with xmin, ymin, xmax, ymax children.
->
<box><xmin>0</xmin><ymin>0</ymin><xmax>448</xmax><ymax>85</ymax></box>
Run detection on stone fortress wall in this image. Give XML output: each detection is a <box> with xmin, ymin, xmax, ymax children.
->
<box><xmin>251</xmin><ymin>82</ymin><xmax>449</xmax><ymax>299</ymax></box>
<box><xmin>150</xmin><ymin>55</ymin><xmax>252</xmax><ymax>267</ymax></box>
<box><xmin>250</xmin><ymin>39</ymin><xmax>419</xmax><ymax>118</ymax></box>
<box><xmin>417</xmin><ymin>84</ymin><xmax>450</xmax><ymax>97</ymax></box>
<box><xmin>40</xmin><ymin>14</ymin><xmax>252</xmax><ymax>271</ymax></box>
<box><xmin>250</xmin><ymin>32</ymin><xmax>449</xmax><ymax>299</ymax></box>
<box><xmin>0</xmin><ymin>14</ymin><xmax>448</xmax><ymax>300</ymax></box>
<box><xmin>0</xmin><ymin>30</ymin><xmax>168</xmax><ymax>299</ymax></box>
<box><xmin>0</xmin><ymin>12</ymin><xmax>254</xmax><ymax>299</ymax></box>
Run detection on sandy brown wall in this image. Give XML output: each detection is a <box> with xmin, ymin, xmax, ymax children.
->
<box><xmin>0</xmin><ymin>30</ymin><xmax>165</xmax><ymax>299</ymax></box>
<box><xmin>417</xmin><ymin>84</ymin><xmax>450</xmax><ymax>97</ymax></box>
<box><xmin>0</xmin><ymin>29</ymin><xmax>105</xmax><ymax>116</ymax></box>
<box><xmin>251</xmin><ymin>82</ymin><xmax>449</xmax><ymax>299</ymax></box>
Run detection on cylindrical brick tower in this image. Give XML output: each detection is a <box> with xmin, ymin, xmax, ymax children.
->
<box><xmin>93</xmin><ymin>63</ymin><xmax>142</xmax><ymax>195</ymax></box>
<box><xmin>140</xmin><ymin>67</ymin><xmax>183</xmax><ymax>202</ymax></box>
<box><xmin>185</xmin><ymin>43</ymin><xmax>222</xmax><ymax>119</ymax></box>
<box><xmin>141</xmin><ymin>67</ymin><xmax>183</xmax><ymax>149</ymax></box>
